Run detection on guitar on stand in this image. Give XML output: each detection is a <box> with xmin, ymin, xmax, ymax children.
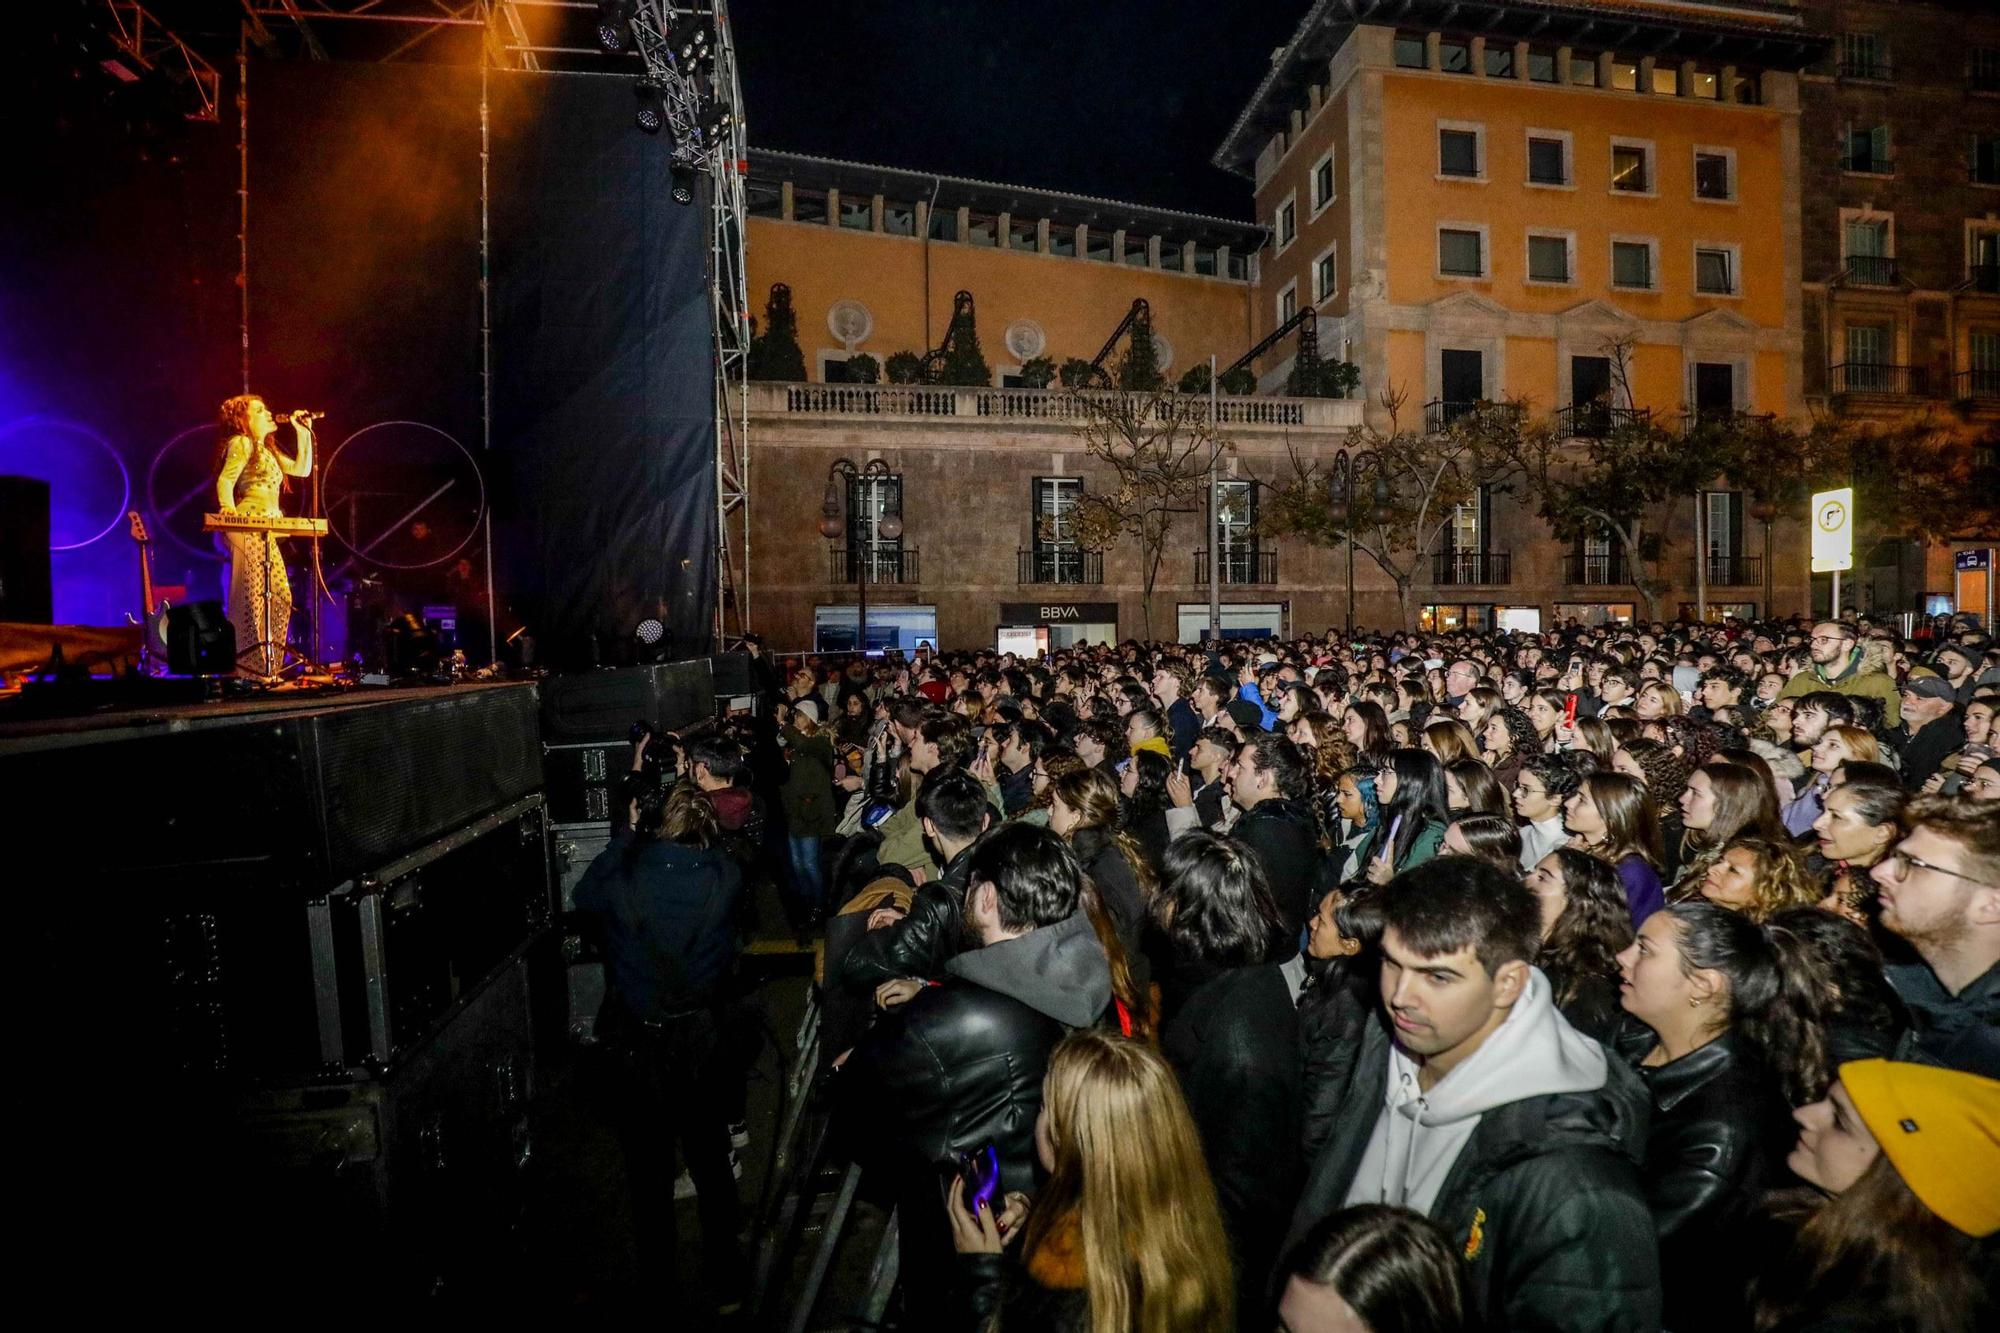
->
<box><xmin>125</xmin><ymin>511</ymin><xmax>171</xmax><ymax>674</ymax></box>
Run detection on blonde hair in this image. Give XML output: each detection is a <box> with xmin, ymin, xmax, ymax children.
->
<box><xmin>1638</xmin><ymin>681</ymin><xmax>1685</xmax><ymax>717</ymax></box>
<box><xmin>1819</xmin><ymin>725</ymin><xmax>1881</xmax><ymax>766</ymax></box>
<box><xmin>1029</xmin><ymin>1031</ymin><xmax>1234</xmax><ymax>1333</ymax></box>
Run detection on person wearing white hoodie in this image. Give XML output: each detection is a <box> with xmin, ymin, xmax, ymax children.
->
<box><xmin>1284</xmin><ymin>856</ymin><xmax>1662</xmax><ymax>1333</ymax></box>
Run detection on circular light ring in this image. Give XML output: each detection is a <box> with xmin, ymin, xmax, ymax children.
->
<box><xmin>636</xmin><ymin>618</ymin><xmax>665</xmax><ymax>645</ymax></box>
<box><xmin>323</xmin><ymin>420</ymin><xmax>487</xmax><ymax>571</ymax></box>
<box><xmin>145</xmin><ymin>422</ymin><xmax>228</xmax><ymax>563</ymax></box>
<box><xmin>0</xmin><ymin>415</ymin><xmax>132</xmax><ymax>551</ymax></box>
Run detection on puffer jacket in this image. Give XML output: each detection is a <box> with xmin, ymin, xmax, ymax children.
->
<box><xmin>1286</xmin><ymin>972</ymin><xmax>1661</xmax><ymax>1332</ymax></box>
<box><xmin>1620</xmin><ymin>1030</ymin><xmax>1795</xmax><ymax>1332</ymax></box>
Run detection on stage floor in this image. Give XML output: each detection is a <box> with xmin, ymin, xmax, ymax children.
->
<box><xmin>0</xmin><ymin>676</ymin><xmax>536</xmax><ymax>749</ymax></box>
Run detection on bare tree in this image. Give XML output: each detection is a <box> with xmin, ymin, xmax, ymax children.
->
<box><xmin>1256</xmin><ymin>386</ymin><xmax>1507</xmax><ymax>630</ymax></box>
<box><xmin>1471</xmin><ymin>339</ymin><xmax>1741</xmax><ymax>622</ymax></box>
<box><xmin>1066</xmin><ymin>388</ymin><xmax>1230</xmax><ymax>639</ymax></box>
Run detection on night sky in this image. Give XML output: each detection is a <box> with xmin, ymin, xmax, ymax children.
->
<box><xmin>730</xmin><ymin>0</ymin><xmax>1305</xmax><ymax>219</ymax></box>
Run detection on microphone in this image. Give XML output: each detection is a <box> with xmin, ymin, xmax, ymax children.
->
<box><xmin>276</xmin><ymin>410</ymin><xmax>326</xmax><ymax>424</ymax></box>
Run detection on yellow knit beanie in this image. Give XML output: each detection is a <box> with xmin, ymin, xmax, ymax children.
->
<box><xmin>1839</xmin><ymin>1058</ymin><xmax>2000</xmax><ymax>1237</ymax></box>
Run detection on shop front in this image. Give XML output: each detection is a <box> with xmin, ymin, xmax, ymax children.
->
<box><xmin>998</xmin><ymin>601</ymin><xmax>1119</xmax><ymax>651</ymax></box>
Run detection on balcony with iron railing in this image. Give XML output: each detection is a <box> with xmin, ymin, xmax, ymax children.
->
<box><xmin>1193</xmin><ymin>548</ymin><xmax>1278</xmax><ymax>585</ymax></box>
<box><xmin>1843</xmin><ymin>255</ymin><xmax>1899</xmax><ymax>286</ymax></box>
<box><xmin>1565</xmin><ymin>553</ymin><xmax>1630</xmax><ymax>586</ymax></box>
<box><xmin>1017</xmin><ymin>548</ymin><xmax>1103</xmax><ymax>585</ymax></box>
<box><xmin>829</xmin><ymin>546</ymin><xmax>921</xmax><ymax>584</ymax></box>
<box><xmin>743</xmin><ymin>382</ymin><xmax>1364</xmax><ymax>432</ymax></box>
<box><xmin>1830</xmin><ymin>362</ymin><xmax>1927</xmax><ymax>395</ymax></box>
<box><xmin>1837</xmin><ymin>56</ymin><xmax>1892</xmax><ymax>82</ymax></box>
<box><xmin>1432</xmin><ymin>551</ymin><xmax>1513</xmax><ymax>586</ymax></box>
<box><xmin>1956</xmin><ymin>368</ymin><xmax>2000</xmax><ymax>399</ymax></box>
<box><xmin>1680</xmin><ymin>410</ymin><xmax>1776</xmax><ymax>437</ymax></box>
<box><xmin>1843</xmin><ymin>151</ymin><xmax>1893</xmax><ymax>176</ymax></box>
<box><xmin>1556</xmin><ymin>403</ymin><xmax>1651</xmax><ymax>439</ymax></box>
<box><xmin>1690</xmin><ymin>555</ymin><xmax>1763</xmax><ymax>586</ymax></box>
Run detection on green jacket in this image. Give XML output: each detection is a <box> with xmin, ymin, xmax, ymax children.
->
<box><xmin>778</xmin><ymin>726</ymin><xmax>838</xmax><ymax>837</ymax></box>
<box><xmin>1776</xmin><ymin>641</ymin><xmax>1901</xmax><ymax>728</ymax></box>
<box><xmin>876</xmin><ymin>778</ymin><xmax>1004</xmax><ymax>881</ymax></box>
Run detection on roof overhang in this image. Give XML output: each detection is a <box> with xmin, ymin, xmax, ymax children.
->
<box><xmin>1213</xmin><ymin>0</ymin><xmax>1826</xmax><ymax>177</ymax></box>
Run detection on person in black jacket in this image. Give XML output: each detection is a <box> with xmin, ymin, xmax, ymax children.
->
<box><xmin>833</xmin><ymin>767</ymin><xmax>992</xmax><ymax>995</ymax></box>
<box><xmin>1873</xmin><ymin>795</ymin><xmax>2000</xmax><ymax>1079</ymax></box>
<box><xmin>1524</xmin><ymin>848</ymin><xmax>1634</xmax><ymax>1042</ymax></box>
<box><xmin>1222</xmin><ymin>730</ymin><xmax>1326</xmax><ymax>951</ymax></box>
<box><xmin>1298</xmin><ymin>885</ymin><xmax>1381</xmax><ymax>1165</ymax></box>
<box><xmin>838</xmin><ymin>823</ymin><xmax>1112</xmax><ymax>1324</ymax></box>
<box><xmin>1285</xmin><ymin>857</ymin><xmax>1662</xmax><ymax>1333</ymax></box>
<box><xmin>1613</xmin><ymin>903</ymin><xmax>1805</xmax><ymax>1331</ymax></box>
<box><xmin>571</xmin><ymin>781</ymin><xmax>747</xmax><ymax>1310</ymax></box>
<box><xmin>1047</xmin><ymin>767</ymin><xmax>1153</xmax><ymax>979</ymax></box>
<box><xmin>1152</xmin><ymin>831</ymin><xmax>1304</xmax><ymax>1326</ymax></box>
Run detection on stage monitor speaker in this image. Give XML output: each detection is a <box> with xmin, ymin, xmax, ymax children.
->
<box><xmin>166</xmin><ymin>600</ymin><xmax>235</xmax><ymax>675</ymax></box>
<box><xmin>0</xmin><ymin>476</ymin><xmax>54</xmax><ymax>623</ymax></box>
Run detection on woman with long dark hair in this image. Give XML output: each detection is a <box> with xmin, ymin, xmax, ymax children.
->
<box><xmin>1152</xmin><ymin>832</ymin><xmax>1304</xmax><ymax>1320</ymax></box>
<box><xmin>1278</xmin><ymin>1205</ymin><xmax>1471</xmax><ymax>1333</ymax></box>
<box><xmin>1673</xmin><ymin>760</ymin><xmax>1784</xmax><ymax>896</ymax></box>
<box><xmin>1115</xmin><ymin>748</ymin><xmax>1172</xmax><ymax>869</ymax></box>
<box><xmin>1754</xmin><ymin>1060</ymin><xmax>1998</xmax><ymax>1333</ymax></box>
<box><xmin>1440</xmin><ymin>812</ymin><xmax>1523</xmax><ymax>873</ymax></box>
<box><xmin>1343</xmin><ymin>699</ymin><xmax>1394</xmax><ymax>764</ymax></box>
<box><xmin>1524</xmin><ymin>847</ymin><xmax>1633</xmax><ymax>1040</ymax></box>
<box><xmin>1443</xmin><ymin>756</ymin><xmax>1511</xmax><ymax>819</ymax></box>
<box><xmin>1048</xmin><ymin>767</ymin><xmax>1156</xmax><ymax>975</ymax></box>
<box><xmin>949</xmin><ymin>1030</ymin><xmax>1236</xmax><ymax>1331</ymax></box>
<box><xmin>1298</xmin><ymin>884</ymin><xmax>1381</xmax><ymax>1162</ymax></box>
<box><xmin>1616</xmin><ymin>902</ymin><xmax>1819</xmax><ymax>1330</ymax></box>
<box><xmin>1564</xmin><ymin>770</ymin><xmax>1666</xmax><ymax>925</ymax></box>
<box><xmin>1358</xmin><ymin>748</ymin><xmax>1449</xmax><ymax>886</ymax></box>
<box><xmin>1808</xmin><ymin>771</ymin><xmax>1905</xmax><ymax>924</ymax></box>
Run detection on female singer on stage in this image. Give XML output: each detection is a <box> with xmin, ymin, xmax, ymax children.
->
<box><xmin>213</xmin><ymin>394</ymin><xmax>313</xmax><ymax>677</ymax></box>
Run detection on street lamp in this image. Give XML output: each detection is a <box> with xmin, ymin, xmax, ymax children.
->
<box><xmin>1326</xmin><ymin>448</ymin><xmax>1390</xmax><ymax>638</ymax></box>
<box><xmin>819</xmin><ymin>457</ymin><xmax>902</xmax><ymax>655</ymax></box>
<box><xmin>1749</xmin><ymin>494</ymin><xmax>1778</xmax><ymax>619</ymax></box>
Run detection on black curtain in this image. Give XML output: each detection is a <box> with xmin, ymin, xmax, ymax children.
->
<box><xmin>489</xmin><ymin>72</ymin><xmax>717</xmax><ymax>664</ymax></box>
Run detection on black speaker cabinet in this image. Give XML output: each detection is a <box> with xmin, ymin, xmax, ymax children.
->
<box><xmin>0</xmin><ymin>476</ymin><xmax>53</xmax><ymax>623</ymax></box>
<box><xmin>166</xmin><ymin>599</ymin><xmax>235</xmax><ymax>675</ymax></box>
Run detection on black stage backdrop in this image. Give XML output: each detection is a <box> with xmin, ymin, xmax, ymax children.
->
<box><xmin>489</xmin><ymin>72</ymin><xmax>716</xmax><ymax>663</ymax></box>
<box><xmin>1</xmin><ymin>52</ymin><xmax>714</xmax><ymax>658</ymax></box>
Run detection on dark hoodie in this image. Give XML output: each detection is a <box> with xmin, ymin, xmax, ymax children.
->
<box><xmin>1285</xmin><ymin>968</ymin><xmax>1661</xmax><ymax>1332</ymax></box>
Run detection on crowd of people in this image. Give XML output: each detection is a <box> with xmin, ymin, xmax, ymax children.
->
<box><xmin>576</xmin><ymin>616</ymin><xmax>2000</xmax><ymax>1330</ymax></box>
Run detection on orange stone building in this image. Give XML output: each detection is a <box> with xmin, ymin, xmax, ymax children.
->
<box><xmin>734</xmin><ymin>2</ymin><xmax>1835</xmax><ymax>651</ymax></box>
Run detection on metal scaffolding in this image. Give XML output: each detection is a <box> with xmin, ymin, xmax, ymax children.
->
<box><xmin>102</xmin><ymin>1</ymin><xmax>224</xmax><ymax>121</ymax></box>
<box><xmin>234</xmin><ymin>0</ymin><xmax>751</xmax><ymax>651</ymax></box>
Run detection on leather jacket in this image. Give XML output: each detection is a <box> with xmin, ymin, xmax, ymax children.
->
<box><xmin>1626</xmin><ymin>1030</ymin><xmax>1793</xmax><ymax>1332</ymax></box>
<box><xmin>834</xmin><ymin>844</ymin><xmax>973</xmax><ymax>990</ymax></box>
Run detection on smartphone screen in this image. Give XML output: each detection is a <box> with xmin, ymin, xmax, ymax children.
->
<box><xmin>958</xmin><ymin>1145</ymin><xmax>1000</xmax><ymax>1217</ymax></box>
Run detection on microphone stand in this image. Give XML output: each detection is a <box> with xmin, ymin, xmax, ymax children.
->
<box><xmin>309</xmin><ymin>440</ymin><xmax>323</xmax><ymax>673</ymax></box>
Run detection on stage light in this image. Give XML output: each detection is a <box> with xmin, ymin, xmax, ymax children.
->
<box><xmin>670</xmin><ymin>165</ymin><xmax>697</xmax><ymax>206</ymax></box>
<box><xmin>701</xmin><ymin>101</ymin><xmax>733</xmax><ymax>144</ymax></box>
<box><xmin>595</xmin><ymin>0</ymin><xmax>636</xmax><ymax>53</ymax></box>
<box><xmin>634</xmin><ymin>80</ymin><xmax>668</xmax><ymax>135</ymax></box>
<box><xmin>635</xmin><ymin>617</ymin><xmax>664</xmax><ymax>647</ymax></box>
<box><xmin>634</xmin><ymin>616</ymin><xmax>670</xmax><ymax>663</ymax></box>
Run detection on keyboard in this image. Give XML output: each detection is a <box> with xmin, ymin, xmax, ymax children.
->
<box><xmin>203</xmin><ymin>513</ymin><xmax>330</xmax><ymax>537</ymax></box>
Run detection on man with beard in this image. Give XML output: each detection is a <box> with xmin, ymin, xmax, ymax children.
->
<box><xmin>1873</xmin><ymin>796</ymin><xmax>2000</xmax><ymax>1079</ymax></box>
<box><xmin>1777</xmin><ymin>621</ymin><xmax>1901</xmax><ymax>727</ymax></box>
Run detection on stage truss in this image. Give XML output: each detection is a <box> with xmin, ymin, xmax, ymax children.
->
<box><xmin>237</xmin><ymin>0</ymin><xmax>752</xmax><ymax>651</ymax></box>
